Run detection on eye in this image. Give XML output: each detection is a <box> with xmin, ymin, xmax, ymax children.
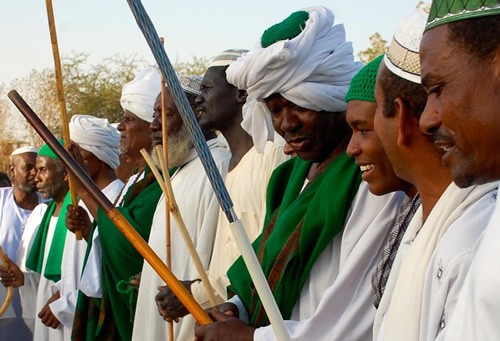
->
<box><xmin>427</xmin><ymin>85</ymin><xmax>442</xmax><ymax>97</ymax></box>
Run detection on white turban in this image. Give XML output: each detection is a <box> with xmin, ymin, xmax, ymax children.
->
<box><xmin>69</xmin><ymin>115</ymin><xmax>120</xmax><ymax>169</ymax></box>
<box><xmin>120</xmin><ymin>67</ymin><xmax>161</xmax><ymax>123</ymax></box>
<box><xmin>226</xmin><ymin>6</ymin><xmax>362</xmax><ymax>152</ymax></box>
<box><xmin>11</xmin><ymin>146</ymin><xmax>38</xmax><ymax>157</ymax></box>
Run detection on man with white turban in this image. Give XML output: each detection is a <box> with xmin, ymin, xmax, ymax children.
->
<box><xmin>0</xmin><ymin>146</ymin><xmax>41</xmax><ymax>340</ymax></box>
<box><xmin>194</xmin><ymin>6</ymin><xmax>402</xmax><ymax>340</ymax></box>
<box><xmin>37</xmin><ymin>114</ymin><xmax>124</xmax><ymax>341</ymax></box>
<box><xmin>70</xmin><ymin>69</ymin><xmax>163</xmax><ymax>340</ymax></box>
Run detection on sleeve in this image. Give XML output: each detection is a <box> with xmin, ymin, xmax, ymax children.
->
<box><xmin>49</xmin><ymin>290</ymin><xmax>78</xmax><ymax>329</ymax></box>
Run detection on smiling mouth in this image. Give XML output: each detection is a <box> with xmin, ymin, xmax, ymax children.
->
<box><xmin>360</xmin><ymin>164</ymin><xmax>373</xmax><ymax>172</ymax></box>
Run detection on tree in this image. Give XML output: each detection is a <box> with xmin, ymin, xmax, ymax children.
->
<box><xmin>174</xmin><ymin>54</ymin><xmax>209</xmax><ymax>76</ymax></box>
<box><xmin>357</xmin><ymin>33</ymin><xmax>389</xmax><ymax>64</ymax></box>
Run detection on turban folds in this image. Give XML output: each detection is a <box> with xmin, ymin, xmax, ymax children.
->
<box><xmin>120</xmin><ymin>67</ymin><xmax>161</xmax><ymax>123</ymax></box>
<box><xmin>226</xmin><ymin>6</ymin><xmax>362</xmax><ymax>152</ymax></box>
<box><xmin>69</xmin><ymin>115</ymin><xmax>120</xmax><ymax>169</ymax></box>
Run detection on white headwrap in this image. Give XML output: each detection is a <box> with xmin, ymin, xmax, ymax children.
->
<box><xmin>120</xmin><ymin>67</ymin><xmax>161</xmax><ymax>123</ymax></box>
<box><xmin>69</xmin><ymin>115</ymin><xmax>120</xmax><ymax>169</ymax></box>
<box><xmin>226</xmin><ymin>6</ymin><xmax>362</xmax><ymax>152</ymax></box>
<box><xmin>11</xmin><ymin>146</ymin><xmax>38</xmax><ymax>156</ymax></box>
<box><xmin>384</xmin><ymin>5</ymin><xmax>430</xmax><ymax>84</ymax></box>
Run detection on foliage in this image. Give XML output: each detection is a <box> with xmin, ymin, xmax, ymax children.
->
<box><xmin>174</xmin><ymin>54</ymin><xmax>209</xmax><ymax>76</ymax></box>
<box><xmin>357</xmin><ymin>32</ymin><xmax>389</xmax><ymax>64</ymax></box>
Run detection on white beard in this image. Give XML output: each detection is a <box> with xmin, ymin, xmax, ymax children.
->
<box><xmin>150</xmin><ymin>125</ymin><xmax>193</xmax><ymax>169</ymax></box>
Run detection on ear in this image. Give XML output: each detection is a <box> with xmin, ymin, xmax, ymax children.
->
<box><xmin>9</xmin><ymin>164</ymin><xmax>14</xmax><ymax>178</ymax></box>
<box><xmin>394</xmin><ymin>97</ymin><xmax>418</xmax><ymax>148</ymax></box>
<box><xmin>236</xmin><ymin>89</ymin><xmax>247</xmax><ymax>104</ymax></box>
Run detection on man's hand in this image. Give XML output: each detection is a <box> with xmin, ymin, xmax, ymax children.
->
<box><xmin>65</xmin><ymin>205</ymin><xmax>92</xmax><ymax>241</ymax></box>
<box><xmin>0</xmin><ymin>256</ymin><xmax>24</xmax><ymax>288</ymax></box>
<box><xmin>155</xmin><ymin>279</ymin><xmax>200</xmax><ymax>322</ymax></box>
<box><xmin>38</xmin><ymin>291</ymin><xmax>61</xmax><ymax>329</ymax></box>
<box><xmin>194</xmin><ymin>306</ymin><xmax>255</xmax><ymax>341</ymax></box>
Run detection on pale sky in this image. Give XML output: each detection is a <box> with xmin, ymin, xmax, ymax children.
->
<box><xmin>0</xmin><ymin>1</ymin><xmax>420</xmax><ymax>85</ymax></box>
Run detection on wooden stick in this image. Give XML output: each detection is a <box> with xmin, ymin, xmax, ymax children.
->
<box><xmin>45</xmin><ymin>0</ymin><xmax>82</xmax><ymax>240</ymax></box>
<box><xmin>0</xmin><ymin>247</ymin><xmax>13</xmax><ymax>317</ymax></box>
<box><xmin>159</xmin><ymin>36</ymin><xmax>174</xmax><ymax>341</ymax></box>
<box><xmin>140</xmin><ymin>147</ymin><xmax>218</xmax><ymax>307</ymax></box>
<box><xmin>8</xmin><ymin>90</ymin><xmax>211</xmax><ymax>325</ymax></box>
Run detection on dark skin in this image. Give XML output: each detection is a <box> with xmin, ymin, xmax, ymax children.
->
<box><xmin>196</xmin><ymin>66</ymin><xmax>252</xmax><ymax>171</ymax></box>
<box><xmin>194</xmin><ymin>93</ymin><xmax>351</xmax><ymax>340</ymax></box>
<box><xmin>9</xmin><ymin>152</ymin><xmax>39</xmax><ymax>210</ymax></box>
<box><xmin>0</xmin><ymin>156</ymin><xmax>69</xmax><ymax>329</ymax></box>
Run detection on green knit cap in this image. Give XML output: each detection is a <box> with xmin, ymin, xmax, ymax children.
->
<box><xmin>38</xmin><ymin>139</ymin><xmax>64</xmax><ymax>160</ymax></box>
<box><xmin>345</xmin><ymin>55</ymin><xmax>383</xmax><ymax>103</ymax></box>
<box><xmin>426</xmin><ymin>0</ymin><xmax>500</xmax><ymax>31</ymax></box>
<box><xmin>261</xmin><ymin>11</ymin><xmax>310</xmax><ymax>48</ymax></box>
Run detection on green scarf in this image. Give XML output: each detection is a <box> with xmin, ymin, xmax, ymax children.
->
<box><xmin>26</xmin><ymin>191</ymin><xmax>72</xmax><ymax>282</ymax></box>
<box><xmin>227</xmin><ymin>153</ymin><xmax>361</xmax><ymax>326</ymax></box>
<box><xmin>72</xmin><ymin>167</ymin><xmax>173</xmax><ymax>341</ymax></box>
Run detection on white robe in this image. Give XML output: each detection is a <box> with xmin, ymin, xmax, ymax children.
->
<box><xmin>132</xmin><ymin>139</ymin><xmax>230</xmax><ymax>341</ymax></box>
<box><xmin>191</xmin><ymin>141</ymin><xmax>287</xmax><ymax>304</ymax></box>
<box><xmin>443</xmin><ymin>181</ymin><xmax>500</xmax><ymax>341</ymax></box>
<box><xmin>229</xmin><ymin>182</ymin><xmax>403</xmax><ymax>340</ymax></box>
<box><xmin>0</xmin><ymin>187</ymin><xmax>42</xmax><ymax>339</ymax></box>
<box><xmin>374</xmin><ymin>182</ymin><xmax>497</xmax><ymax>341</ymax></box>
<box><xmin>48</xmin><ymin>179</ymin><xmax>124</xmax><ymax>341</ymax></box>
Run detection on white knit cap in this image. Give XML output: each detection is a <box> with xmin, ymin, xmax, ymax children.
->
<box><xmin>11</xmin><ymin>146</ymin><xmax>38</xmax><ymax>157</ymax></box>
<box><xmin>69</xmin><ymin>114</ymin><xmax>121</xmax><ymax>169</ymax></box>
<box><xmin>226</xmin><ymin>6</ymin><xmax>362</xmax><ymax>152</ymax></box>
<box><xmin>120</xmin><ymin>67</ymin><xmax>161</xmax><ymax>123</ymax></box>
<box><xmin>384</xmin><ymin>5</ymin><xmax>431</xmax><ymax>84</ymax></box>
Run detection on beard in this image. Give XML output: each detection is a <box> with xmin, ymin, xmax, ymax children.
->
<box><xmin>150</xmin><ymin>124</ymin><xmax>193</xmax><ymax>170</ymax></box>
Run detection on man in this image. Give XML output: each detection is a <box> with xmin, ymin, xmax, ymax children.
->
<box><xmin>1</xmin><ymin>141</ymin><xmax>70</xmax><ymax>340</ymax></box>
<box><xmin>132</xmin><ymin>75</ymin><xmax>231</xmax><ymax>341</ymax></box>
<box><xmin>194</xmin><ymin>7</ymin><xmax>402</xmax><ymax>340</ymax></box>
<box><xmin>372</xmin><ymin>6</ymin><xmax>497</xmax><ymax>340</ymax></box>
<box><xmin>345</xmin><ymin>55</ymin><xmax>419</xmax><ymax>309</ymax></box>
<box><xmin>418</xmin><ymin>1</ymin><xmax>500</xmax><ymax>339</ymax></box>
<box><xmin>40</xmin><ymin>115</ymin><xmax>123</xmax><ymax>341</ymax></box>
<box><xmin>70</xmin><ymin>67</ymin><xmax>162</xmax><ymax>340</ymax></box>
<box><xmin>0</xmin><ymin>146</ymin><xmax>41</xmax><ymax>339</ymax></box>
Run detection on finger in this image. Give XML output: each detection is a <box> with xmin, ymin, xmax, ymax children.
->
<box><xmin>211</xmin><ymin>307</ymin><xmax>231</xmax><ymax>322</ymax></box>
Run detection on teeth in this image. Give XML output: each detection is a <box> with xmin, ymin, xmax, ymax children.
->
<box><xmin>441</xmin><ymin>146</ymin><xmax>451</xmax><ymax>152</ymax></box>
<box><xmin>360</xmin><ymin>164</ymin><xmax>373</xmax><ymax>172</ymax></box>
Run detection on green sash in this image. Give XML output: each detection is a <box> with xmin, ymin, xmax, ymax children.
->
<box><xmin>227</xmin><ymin>153</ymin><xmax>361</xmax><ymax>326</ymax></box>
<box><xmin>26</xmin><ymin>191</ymin><xmax>71</xmax><ymax>282</ymax></box>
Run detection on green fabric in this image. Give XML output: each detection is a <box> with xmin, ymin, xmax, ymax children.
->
<box><xmin>72</xmin><ymin>167</ymin><xmax>174</xmax><ymax>341</ymax></box>
<box><xmin>426</xmin><ymin>0</ymin><xmax>500</xmax><ymax>31</ymax></box>
<box><xmin>26</xmin><ymin>191</ymin><xmax>71</xmax><ymax>282</ymax></box>
<box><xmin>345</xmin><ymin>55</ymin><xmax>383</xmax><ymax>103</ymax></box>
<box><xmin>227</xmin><ymin>153</ymin><xmax>361</xmax><ymax>326</ymax></box>
<box><xmin>38</xmin><ymin>139</ymin><xmax>64</xmax><ymax>159</ymax></box>
<box><xmin>261</xmin><ymin>11</ymin><xmax>309</xmax><ymax>48</ymax></box>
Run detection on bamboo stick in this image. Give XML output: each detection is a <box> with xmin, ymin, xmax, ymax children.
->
<box><xmin>0</xmin><ymin>247</ymin><xmax>13</xmax><ymax>317</ymax></box>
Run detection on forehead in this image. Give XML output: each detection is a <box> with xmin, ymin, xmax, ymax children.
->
<box><xmin>13</xmin><ymin>152</ymin><xmax>37</xmax><ymax>164</ymax></box>
<box><xmin>202</xmin><ymin>66</ymin><xmax>228</xmax><ymax>85</ymax></box>
<box><xmin>36</xmin><ymin>156</ymin><xmax>56</xmax><ymax>168</ymax></box>
<box><xmin>122</xmin><ymin>109</ymin><xmax>141</xmax><ymax>120</ymax></box>
<box><xmin>420</xmin><ymin>25</ymin><xmax>456</xmax><ymax>79</ymax></box>
<box><xmin>346</xmin><ymin>100</ymin><xmax>377</xmax><ymax>124</ymax></box>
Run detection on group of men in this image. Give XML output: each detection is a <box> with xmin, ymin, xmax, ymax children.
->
<box><xmin>0</xmin><ymin>1</ymin><xmax>498</xmax><ymax>340</ymax></box>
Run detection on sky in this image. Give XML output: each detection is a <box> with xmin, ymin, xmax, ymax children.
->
<box><xmin>0</xmin><ymin>0</ymin><xmax>420</xmax><ymax>85</ymax></box>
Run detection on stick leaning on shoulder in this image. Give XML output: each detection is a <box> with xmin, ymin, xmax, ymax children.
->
<box><xmin>7</xmin><ymin>89</ymin><xmax>212</xmax><ymax>326</ymax></box>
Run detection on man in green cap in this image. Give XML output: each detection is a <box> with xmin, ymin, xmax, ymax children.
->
<box><xmin>419</xmin><ymin>0</ymin><xmax>500</xmax><ymax>339</ymax></box>
<box><xmin>0</xmin><ymin>140</ymin><xmax>70</xmax><ymax>340</ymax></box>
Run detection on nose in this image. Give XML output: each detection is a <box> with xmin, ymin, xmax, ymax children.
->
<box><xmin>280</xmin><ymin>110</ymin><xmax>300</xmax><ymax>133</ymax></box>
<box><xmin>195</xmin><ymin>94</ymin><xmax>203</xmax><ymax>105</ymax></box>
<box><xmin>346</xmin><ymin>134</ymin><xmax>361</xmax><ymax>157</ymax></box>
<box><xmin>150</xmin><ymin>113</ymin><xmax>161</xmax><ymax>132</ymax></box>
<box><xmin>116</xmin><ymin>119</ymin><xmax>125</xmax><ymax>132</ymax></box>
<box><xmin>419</xmin><ymin>96</ymin><xmax>441</xmax><ymax>135</ymax></box>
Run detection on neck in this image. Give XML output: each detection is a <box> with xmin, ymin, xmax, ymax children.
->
<box><xmin>13</xmin><ymin>187</ymin><xmax>39</xmax><ymax>210</ymax></box>
<box><xmin>52</xmin><ymin>189</ymin><xmax>69</xmax><ymax>216</ymax></box>
<box><xmin>307</xmin><ymin>145</ymin><xmax>345</xmax><ymax>182</ymax></box>
<box><xmin>93</xmin><ymin>168</ymin><xmax>118</xmax><ymax>190</ymax></box>
<box><xmin>220</xmin><ymin>124</ymin><xmax>253</xmax><ymax>172</ymax></box>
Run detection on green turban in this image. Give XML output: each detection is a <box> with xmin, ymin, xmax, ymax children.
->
<box><xmin>38</xmin><ymin>139</ymin><xmax>64</xmax><ymax>160</ymax></box>
<box><xmin>426</xmin><ymin>0</ymin><xmax>500</xmax><ymax>31</ymax></box>
<box><xmin>345</xmin><ymin>55</ymin><xmax>384</xmax><ymax>103</ymax></box>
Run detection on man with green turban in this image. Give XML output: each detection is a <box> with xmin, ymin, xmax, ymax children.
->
<box><xmin>0</xmin><ymin>140</ymin><xmax>70</xmax><ymax>340</ymax></box>
<box><xmin>419</xmin><ymin>0</ymin><xmax>500</xmax><ymax>339</ymax></box>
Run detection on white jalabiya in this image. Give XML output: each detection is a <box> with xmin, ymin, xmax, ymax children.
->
<box><xmin>49</xmin><ymin>179</ymin><xmax>124</xmax><ymax>341</ymax></box>
<box><xmin>0</xmin><ymin>187</ymin><xmax>42</xmax><ymax>339</ymax></box>
<box><xmin>191</xmin><ymin>141</ymin><xmax>287</xmax><ymax>304</ymax></box>
<box><xmin>374</xmin><ymin>182</ymin><xmax>498</xmax><ymax>341</ymax></box>
<box><xmin>132</xmin><ymin>138</ymin><xmax>230</xmax><ymax>341</ymax></box>
<box><xmin>229</xmin><ymin>182</ymin><xmax>403</xmax><ymax>340</ymax></box>
<box><xmin>421</xmin><ymin>186</ymin><xmax>497</xmax><ymax>340</ymax></box>
<box><xmin>443</xmin><ymin>182</ymin><xmax>500</xmax><ymax>341</ymax></box>
<box><xmin>226</xmin><ymin>6</ymin><xmax>362</xmax><ymax>152</ymax></box>
<box><xmin>69</xmin><ymin>115</ymin><xmax>121</xmax><ymax>169</ymax></box>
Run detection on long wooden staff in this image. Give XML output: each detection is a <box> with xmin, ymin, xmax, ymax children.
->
<box><xmin>0</xmin><ymin>246</ymin><xmax>13</xmax><ymax>317</ymax></box>
<box><xmin>8</xmin><ymin>90</ymin><xmax>212</xmax><ymax>325</ymax></box>
<box><xmin>159</xmin><ymin>36</ymin><xmax>174</xmax><ymax>341</ymax></box>
<box><xmin>141</xmin><ymin>147</ymin><xmax>218</xmax><ymax>306</ymax></box>
<box><xmin>45</xmin><ymin>0</ymin><xmax>81</xmax><ymax>240</ymax></box>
